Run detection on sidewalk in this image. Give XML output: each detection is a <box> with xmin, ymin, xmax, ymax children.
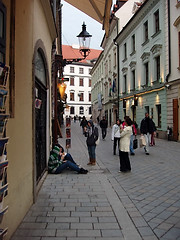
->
<box><xmin>11</xmin><ymin>121</ymin><xmax>180</xmax><ymax>240</ymax></box>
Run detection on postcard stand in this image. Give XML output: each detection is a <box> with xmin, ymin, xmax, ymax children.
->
<box><xmin>65</xmin><ymin>117</ymin><xmax>71</xmax><ymax>151</ymax></box>
<box><xmin>0</xmin><ymin>62</ymin><xmax>9</xmax><ymax>237</ymax></box>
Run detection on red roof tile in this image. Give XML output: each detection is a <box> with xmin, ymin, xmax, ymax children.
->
<box><xmin>62</xmin><ymin>45</ymin><xmax>102</xmax><ymax>64</ymax></box>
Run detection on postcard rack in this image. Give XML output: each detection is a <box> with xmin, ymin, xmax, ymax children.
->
<box><xmin>0</xmin><ymin>62</ymin><xmax>9</xmax><ymax>239</ymax></box>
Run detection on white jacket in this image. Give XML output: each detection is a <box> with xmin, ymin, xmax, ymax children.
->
<box><xmin>111</xmin><ymin>124</ymin><xmax>121</xmax><ymax>140</ymax></box>
<box><xmin>119</xmin><ymin>126</ymin><xmax>132</xmax><ymax>152</ymax></box>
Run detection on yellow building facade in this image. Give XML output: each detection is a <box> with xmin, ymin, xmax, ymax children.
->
<box><xmin>1</xmin><ymin>0</ymin><xmax>56</xmax><ymax>238</ymax></box>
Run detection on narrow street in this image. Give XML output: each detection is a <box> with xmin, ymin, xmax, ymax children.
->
<box><xmin>11</xmin><ymin>121</ymin><xmax>180</xmax><ymax>240</ymax></box>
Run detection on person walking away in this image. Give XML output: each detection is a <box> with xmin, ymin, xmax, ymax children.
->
<box><xmin>100</xmin><ymin>116</ymin><xmax>108</xmax><ymax>140</ymax></box>
<box><xmin>130</xmin><ymin>121</ymin><xmax>137</xmax><ymax>155</ymax></box>
<box><xmin>119</xmin><ymin>117</ymin><xmax>132</xmax><ymax>172</ymax></box>
<box><xmin>48</xmin><ymin>145</ymin><xmax>88</xmax><ymax>174</ymax></box>
<box><xmin>150</xmin><ymin>120</ymin><xmax>156</xmax><ymax>146</ymax></box>
<box><xmin>80</xmin><ymin>116</ymin><xmax>88</xmax><ymax>134</ymax></box>
<box><xmin>140</xmin><ymin>113</ymin><xmax>155</xmax><ymax>155</ymax></box>
<box><xmin>84</xmin><ymin>120</ymin><xmax>99</xmax><ymax>165</ymax></box>
<box><xmin>111</xmin><ymin>119</ymin><xmax>121</xmax><ymax>155</ymax></box>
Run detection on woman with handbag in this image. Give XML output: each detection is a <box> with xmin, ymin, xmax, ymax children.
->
<box><xmin>84</xmin><ymin>120</ymin><xmax>99</xmax><ymax>165</ymax></box>
<box><xmin>119</xmin><ymin>117</ymin><xmax>132</xmax><ymax>173</ymax></box>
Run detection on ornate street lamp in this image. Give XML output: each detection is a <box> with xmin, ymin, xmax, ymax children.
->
<box><xmin>77</xmin><ymin>22</ymin><xmax>92</xmax><ymax>59</ymax></box>
<box><xmin>63</xmin><ymin>22</ymin><xmax>92</xmax><ymax>65</ymax></box>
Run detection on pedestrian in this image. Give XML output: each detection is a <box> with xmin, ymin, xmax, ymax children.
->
<box><xmin>73</xmin><ymin>116</ymin><xmax>76</xmax><ymax>123</ymax></box>
<box><xmin>80</xmin><ymin>116</ymin><xmax>88</xmax><ymax>134</ymax></box>
<box><xmin>111</xmin><ymin>119</ymin><xmax>121</xmax><ymax>155</ymax></box>
<box><xmin>84</xmin><ymin>120</ymin><xmax>99</xmax><ymax>165</ymax></box>
<box><xmin>130</xmin><ymin>121</ymin><xmax>137</xmax><ymax>155</ymax></box>
<box><xmin>140</xmin><ymin>112</ymin><xmax>156</xmax><ymax>155</ymax></box>
<box><xmin>97</xmin><ymin>116</ymin><xmax>100</xmax><ymax>124</ymax></box>
<box><xmin>48</xmin><ymin>145</ymin><xmax>88</xmax><ymax>174</ymax></box>
<box><xmin>100</xmin><ymin>116</ymin><xmax>108</xmax><ymax>140</ymax></box>
<box><xmin>119</xmin><ymin>117</ymin><xmax>132</xmax><ymax>173</ymax></box>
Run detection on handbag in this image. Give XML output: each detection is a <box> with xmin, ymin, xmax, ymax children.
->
<box><xmin>139</xmin><ymin>135</ymin><xmax>146</xmax><ymax>148</ymax></box>
<box><xmin>133</xmin><ymin>138</ymin><xmax>138</xmax><ymax>149</ymax></box>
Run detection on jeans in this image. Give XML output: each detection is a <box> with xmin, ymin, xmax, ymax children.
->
<box><xmin>130</xmin><ymin>134</ymin><xmax>134</xmax><ymax>154</ymax></box>
<box><xmin>64</xmin><ymin>153</ymin><xmax>77</xmax><ymax>165</ymax></box>
<box><xmin>101</xmin><ymin>128</ymin><xmax>107</xmax><ymax>139</ymax></box>
<box><xmin>88</xmin><ymin>145</ymin><xmax>96</xmax><ymax>159</ymax></box>
<box><xmin>54</xmin><ymin>161</ymin><xmax>80</xmax><ymax>174</ymax></box>
<box><xmin>113</xmin><ymin>137</ymin><xmax>120</xmax><ymax>155</ymax></box>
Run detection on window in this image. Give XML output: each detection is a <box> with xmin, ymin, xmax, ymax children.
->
<box><xmin>145</xmin><ymin>106</ymin><xmax>149</xmax><ymax>115</ymax></box>
<box><xmin>79</xmin><ymin>106</ymin><xmax>84</xmax><ymax>115</ymax></box>
<box><xmin>124</xmin><ymin>43</ymin><xmax>127</xmax><ymax>60</ymax></box>
<box><xmin>89</xmin><ymin>93</ymin><xmax>91</xmax><ymax>102</ymax></box>
<box><xmin>70</xmin><ymin>77</ymin><xmax>74</xmax><ymax>86</ymax></box>
<box><xmin>89</xmin><ymin>107</ymin><xmax>92</xmax><ymax>115</ymax></box>
<box><xmin>156</xmin><ymin>104</ymin><xmax>161</xmax><ymax>128</ymax></box>
<box><xmin>179</xmin><ymin>32</ymin><xmax>180</xmax><ymax>68</ymax></box>
<box><xmin>131</xmin><ymin>70</ymin><xmax>135</xmax><ymax>91</ymax></box>
<box><xmin>145</xmin><ymin>62</ymin><xmax>149</xmax><ymax>85</ymax></box>
<box><xmin>144</xmin><ymin>21</ymin><xmax>148</xmax><ymax>42</ymax></box>
<box><xmin>79</xmin><ymin>78</ymin><xmax>84</xmax><ymax>86</ymax></box>
<box><xmin>89</xmin><ymin>79</ymin><xmax>91</xmax><ymax>87</ymax></box>
<box><xmin>79</xmin><ymin>67</ymin><xmax>84</xmax><ymax>74</ymax></box>
<box><xmin>114</xmin><ymin>51</ymin><xmax>117</xmax><ymax>67</ymax></box>
<box><xmin>154</xmin><ymin>10</ymin><xmax>160</xmax><ymax>33</ymax></box>
<box><xmin>70</xmin><ymin>67</ymin><xmax>74</xmax><ymax>73</ymax></box>
<box><xmin>70</xmin><ymin>92</ymin><xmax>74</xmax><ymax>101</ymax></box>
<box><xmin>70</xmin><ymin>106</ymin><xmax>75</xmax><ymax>114</ymax></box>
<box><xmin>124</xmin><ymin>75</ymin><xmax>127</xmax><ymax>93</ymax></box>
<box><xmin>155</xmin><ymin>56</ymin><xmax>160</xmax><ymax>81</ymax></box>
<box><xmin>88</xmin><ymin>68</ymin><xmax>91</xmax><ymax>74</ymax></box>
<box><xmin>0</xmin><ymin>2</ymin><xmax>6</xmax><ymax>63</ymax></box>
<box><xmin>79</xmin><ymin>92</ymin><xmax>84</xmax><ymax>101</ymax></box>
<box><xmin>131</xmin><ymin>34</ymin><xmax>135</xmax><ymax>53</ymax></box>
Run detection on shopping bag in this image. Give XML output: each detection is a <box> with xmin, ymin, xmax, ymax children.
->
<box><xmin>133</xmin><ymin>138</ymin><xmax>138</xmax><ymax>149</ymax></box>
<box><xmin>139</xmin><ymin>135</ymin><xmax>146</xmax><ymax>148</ymax></box>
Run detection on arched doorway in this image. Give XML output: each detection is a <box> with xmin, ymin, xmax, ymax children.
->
<box><xmin>34</xmin><ymin>48</ymin><xmax>48</xmax><ymax>183</ymax></box>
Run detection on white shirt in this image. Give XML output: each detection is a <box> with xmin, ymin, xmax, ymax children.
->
<box><xmin>111</xmin><ymin>124</ymin><xmax>121</xmax><ymax>140</ymax></box>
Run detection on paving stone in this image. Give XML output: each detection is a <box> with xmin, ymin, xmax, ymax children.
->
<box><xmin>77</xmin><ymin>229</ymin><xmax>101</xmax><ymax>237</ymax></box>
<box><xmin>101</xmin><ymin>229</ymin><xmax>123</xmax><ymax>237</ymax></box>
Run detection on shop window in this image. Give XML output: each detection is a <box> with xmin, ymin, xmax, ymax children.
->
<box><xmin>70</xmin><ymin>77</ymin><xmax>74</xmax><ymax>86</ymax></box>
<box><xmin>79</xmin><ymin>78</ymin><xmax>84</xmax><ymax>86</ymax></box>
<box><xmin>0</xmin><ymin>2</ymin><xmax>6</xmax><ymax>63</ymax></box>
<box><xmin>70</xmin><ymin>106</ymin><xmax>74</xmax><ymax>114</ymax></box>
<box><xmin>156</xmin><ymin>104</ymin><xmax>161</xmax><ymax>128</ymax></box>
<box><xmin>79</xmin><ymin>106</ymin><xmax>84</xmax><ymax>115</ymax></box>
<box><xmin>145</xmin><ymin>106</ymin><xmax>149</xmax><ymax>114</ymax></box>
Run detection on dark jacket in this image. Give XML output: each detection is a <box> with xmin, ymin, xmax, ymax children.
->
<box><xmin>140</xmin><ymin>117</ymin><xmax>156</xmax><ymax>134</ymax></box>
<box><xmin>85</xmin><ymin>121</ymin><xmax>99</xmax><ymax>146</ymax></box>
<box><xmin>100</xmin><ymin>119</ymin><xmax>108</xmax><ymax>129</ymax></box>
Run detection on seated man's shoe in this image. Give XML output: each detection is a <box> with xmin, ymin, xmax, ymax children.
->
<box><xmin>146</xmin><ymin>152</ymin><xmax>149</xmax><ymax>155</ymax></box>
<box><xmin>79</xmin><ymin>168</ymin><xmax>88</xmax><ymax>174</ymax></box>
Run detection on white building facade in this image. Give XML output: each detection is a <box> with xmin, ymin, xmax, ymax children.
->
<box><xmin>63</xmin><ymin>62</ymin><xmax>93</xmax><ymax>120</ymax></box>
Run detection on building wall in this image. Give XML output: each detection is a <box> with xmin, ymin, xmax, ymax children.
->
<box><xmin>2</xmin><ymin>0</ymin><xmax>55</xmax><ymax>238</ymax></box>
<box><xmin>64</xmin><ymin>63</ymin><xmax>92</xmax><ymax>120</ymax></box>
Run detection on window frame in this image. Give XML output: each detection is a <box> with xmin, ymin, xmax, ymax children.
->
<box><xmin>154</xmin><ymin>10</ymin><xmax>160</xmax><ymax>34</ymax></box>
<box><xmin>70</xmin><ymin>66</ymin><xmax>74</xmax><ymax>73</ymax></box>
<box><xmin>70</xmin><ymin>92</ymin><xmax>74</xmax><ymax>101</ymax></box>
<box><xmin>79</xmin><ymin>67</ymin><xmax>84</xmax><ymax>74</ymax></box>
<box><xmin>0</xmin><ymin>1</ymin><xmax>6</xmax><ymax>63</ymax></box>
<box><xmin>79</xmin><ymin>78</ymin><xmax>84</xmax><ymax>87</ymax></box>
<box><xmin>70</xmin><ymin>77</ymin><xmax>74</xmax><ymax>86</ymax></box>
<box><xmin>144</xmin><ymin>21</ymin><xmax>148</xmax><ymax>42</ymax></box>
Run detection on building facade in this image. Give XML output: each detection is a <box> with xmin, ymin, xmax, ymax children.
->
<box><xmin>62</xmin><ymin>45</ymin><xmax>101</xmax><ymax>120</ymax></box>
<box><xmin>1</xmin><ymin>0</ymin><xmax>56</xmax><ymax>238</ymax></box>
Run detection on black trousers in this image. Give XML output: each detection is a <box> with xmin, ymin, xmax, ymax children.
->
<box><xmin>101</xmin><ymin>128</ymin><xmax>107</xmax><ymax>139</ymax></box>
<box><xmin>119</xmin><ymin>151</ymin><xmax>131</xmax><ymax>172</ymax></box>
<box><xmin>113</xmin><ymin>137</ymin><xmax>120</xmax><ymax>155</ymax></box>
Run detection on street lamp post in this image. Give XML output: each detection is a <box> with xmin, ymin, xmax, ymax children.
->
<box><xmin>53</xmin><ymin>22</ymin><xmax>92</xmax><ymax>146</ymax></box>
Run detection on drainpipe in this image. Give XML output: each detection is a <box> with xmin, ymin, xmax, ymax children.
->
<box><xmin>113</xmin><ymin>18</ymin><xmax>120</xmax><ymax>118</ymax></box>
<box><xmin>165</xmin><ymin>0</ymin><xmax>171</xmax><ymax>82</ymax></box>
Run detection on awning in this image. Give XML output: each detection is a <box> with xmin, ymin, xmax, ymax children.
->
<box><xmin>64</xmin><ymin>0</ymin><xmax>112</xmax><ymax>37</ymax></box>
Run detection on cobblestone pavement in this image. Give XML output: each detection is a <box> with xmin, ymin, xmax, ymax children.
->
<box><xmin>11</xmin><ymin>121</ymin><xmax>180</xmax><ymax>240</ymax></box>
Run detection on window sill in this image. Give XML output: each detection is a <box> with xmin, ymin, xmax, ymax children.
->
<box><xmin>142</xmin><ymin>39</ymin><xmax>149</xmax><ymax>46</ymax></box>
<box><xmin>130</xmin><ymin>51</ymin><xmax>136</xmax><ymax>57</ymax></box>
<box><xmin>122</xmin><ymin>58</ymin><xmax>127</xmax><ymax>63</ymax></box>
<box><xmin>151</xmin><ymin>30</ymin><xmax>161</xmax><ymax>39</ymax></box>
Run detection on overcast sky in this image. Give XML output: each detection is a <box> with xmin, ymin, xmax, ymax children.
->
<box><xmin>61</xmin><ymin>0</ymin><xmax>108</xmax><ymax>50</ymax></box>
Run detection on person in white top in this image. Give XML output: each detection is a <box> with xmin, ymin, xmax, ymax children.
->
<box><xmin>111</xmin><ymin>119</ymin><xmax>121</xmax><ymax>155</ymax></box>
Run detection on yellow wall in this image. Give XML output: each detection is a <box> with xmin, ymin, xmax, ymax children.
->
<box><xmin>1</xmin><ymin>0</ymin><xmax>55</xmax><ymax>238</ymax></box>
